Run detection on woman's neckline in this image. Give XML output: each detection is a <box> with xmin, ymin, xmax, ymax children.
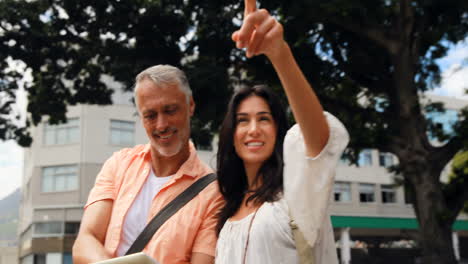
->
<box><xmin>227</xmin><ymin>204</ymin><xmax>264</xmax><ymax>223</ymax></box>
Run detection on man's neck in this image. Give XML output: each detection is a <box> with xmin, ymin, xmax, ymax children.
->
<box><xmin>150</xmin><ymin>143</ymin><xmax>191</xmax><ymax>177</ymax></box>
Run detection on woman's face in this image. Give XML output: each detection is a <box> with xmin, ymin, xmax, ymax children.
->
<box><xmin>234</xmin><ymin>95</ymin><xmax>277</xmax><ymax>168</ymax></box>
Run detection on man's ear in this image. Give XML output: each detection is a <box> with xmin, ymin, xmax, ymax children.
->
<box><xmin>189</xmin><ymin>96</ymin><xmax>195</xmax><ymax>117</ymax></box>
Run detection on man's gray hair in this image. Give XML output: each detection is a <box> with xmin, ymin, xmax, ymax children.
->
<box><xmin>134</xmin><ymin>65</ymin><xmax>192</xmax><ymax>109</ymax></box>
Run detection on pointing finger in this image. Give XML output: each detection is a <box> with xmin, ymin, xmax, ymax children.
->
<box><xmin>244</xmin><ymin>0</ymin><xmax>257</xmax><ymax>18</ymax></box>
<box><xmin>247</xmin><ymin>15</ymin><xmax>276</xmax><ymax>57</ymax></box>
<box><xmin>237</xmin><ymin>9</ymin><xmax>269</xmax><ymax>48</ymax></box>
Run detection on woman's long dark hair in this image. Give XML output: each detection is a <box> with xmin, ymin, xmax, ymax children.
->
<box><xmin>216</xmin><ymin>85</ymin><xmax>289</xmax><ymax>234</ymax></box>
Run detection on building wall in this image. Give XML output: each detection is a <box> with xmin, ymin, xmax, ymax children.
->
<box><xmin>0</xmin><ymin>246</ymin><xmax>18</xmax><ymax>264</ymax></box>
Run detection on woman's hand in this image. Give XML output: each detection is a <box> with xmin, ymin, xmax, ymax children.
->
<box><xmin>232</xmin><ymin>0</ymin><xmax>288</xmax><ymax>62</ymax></box>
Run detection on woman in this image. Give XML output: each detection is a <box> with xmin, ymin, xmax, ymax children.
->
<box><xmin>215</xmin><ymin>2</ymin><xmax>349</xmax><ymax>264</ymax></box>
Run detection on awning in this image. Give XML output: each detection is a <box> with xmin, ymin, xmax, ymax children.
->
<box><xmin>331</xmin><ymin>216</ymin><xmax>468</xmax><ymax>231</ymax></box>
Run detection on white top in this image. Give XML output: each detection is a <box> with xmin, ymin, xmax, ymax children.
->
<box><xmin>116</xmin><ymin>170</ymin><xmax>171</xmax><ymax>256</ymax></box>
<box><xmin>215</xmin><ymin>112</ymin><xmax>349</xmax><ymax>264</ymax></box>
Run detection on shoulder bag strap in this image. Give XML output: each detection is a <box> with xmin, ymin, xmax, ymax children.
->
<box><xmin>125</xmin><ymin>173</ymin><xmax>217</xmax><ymax>255</ymax></box>
<box><xmin>290</xmin><ymin>217</ymin><xmax>315</xmax><ymax>264</ymax></box>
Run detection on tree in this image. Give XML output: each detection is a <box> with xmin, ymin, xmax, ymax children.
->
<box><xmin>229</xmin><ymin>1</ymin><xmax>467</xmax><ymax>263</ymax></box>
<box><xmin>0</xmin><ymin>0</ymin><xmax>237</xmax><ymax>148</ymax></box>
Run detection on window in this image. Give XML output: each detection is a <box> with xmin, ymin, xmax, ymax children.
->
<box><xmin>65</xmin><ymin>222</ymin><xmax>80</xmax><ymax>235</ymax></box>
<box><xmin>34</xmin><ymin>255</ymin><xmax>46</xmax><ymax>264</ymax></box>
<box><xmin>379</xmin><ymin>152</ymin><xmax>394</xmax><ymax>168</ymax></box>
<box><xmin>339</xmin><ymin>154</ymin><xmax>350</xmax><ymax>165</ymax></box>
<box><xmin>42</xmin><ymin>165</ymin><xmax>78</xmax><ymax>192</ymax></box>
<box><xmin>44</xmin><ymin>118</ymin><xmax>79</xmax><ymax>145</ymax></box>
<box><xmin>334</xmin><ymin>182</ymin><xmax>352</xmax><ymax>202</ymax></box>
<box><xmin>110</xmin><ymin>120</ymin><xmax>135</xmax><ymax>146</ymax></box>
<box><xmin>359</xmin><ymin>183</ymin><xmax>375</xmax><ymax>203</ymax></box>
<box><xmin>45</xmin><ymin>253</ymin><xmax>61</xmax><ymax>263</ymax></box>
<box><xmin>34</xmin><ymin>222</ymin><xmax>62</xmax><ymax>236</ymax></box>
<box><xmin>63</xmin><ymin>253</ymin><xmax>73</xmax><ymax>264</ymax></box>
<box><xmin>404</xmin><ymin>185</ymin><xmax>414</xmax><ymax>205</ymax></box>
<box><xmin>381</xmin><ymin>185</ymin><xmax>397</xmax><ymax>203</ymax></box>
<box><xmin>358</xmin><ymin>149</ymin><xmax>373</xmax><ymax>167</ymax></box>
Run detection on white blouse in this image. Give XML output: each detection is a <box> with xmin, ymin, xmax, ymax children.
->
<box><xmin>215</xmin><ymin>112</ymin><xmax>349</xmax><ymax>264</ymax></box>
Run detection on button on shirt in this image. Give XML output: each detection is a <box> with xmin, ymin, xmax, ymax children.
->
<box><xmin>85</xmin><ymin>142</ymin><xmax>224</xmax><ymax>264</ymax></box>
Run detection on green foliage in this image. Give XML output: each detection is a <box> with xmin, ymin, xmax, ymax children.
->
<box><xmin>259</xmin><ymin>0</ymin><xmax>466</xmax><ymax>152</ymax></box>
<box><xmin>0</xmin><ymin>0</ymin><xmax>238</xmax><ymax>147</ymax></box>
<box><xmin>448</xmin><ymin>151</ymin><xmax>468</xmax><ymax>213</ymax></box>
<box><xmin>451</xmin><ymin>151</ymin><xmax>468</xmax><ymax>180</ymax></box>
<box><xmin>3</xmin><ymin>0</ymin><xmax>465</xmax><ymax>151</ymax></box>
<box><xmin>1</xmin><ymin>0</ymin><xmax>466</xmax><ymax>168</ymax></box>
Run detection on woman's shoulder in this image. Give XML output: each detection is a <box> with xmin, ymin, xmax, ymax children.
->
<box><xmin>265</xmin><ymin>197</ymin><xmax>289</xmax><ymax>218</ymax></box>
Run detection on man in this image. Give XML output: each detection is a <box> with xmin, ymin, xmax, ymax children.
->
<box><xmin>72</xmin><ymin>65</ymin><xmax>224</xmax><ymax>264</ymax></box>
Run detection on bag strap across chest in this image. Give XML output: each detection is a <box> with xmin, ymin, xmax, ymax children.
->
<box><xmin>290</xmin><ymin>217</ymin><xmax>315</xmax><ymax>264</ymax></box>
<box><xmin>125</xmin><ymin>173</ymin><xmax>217</xmax><ymax>255</ymax></box>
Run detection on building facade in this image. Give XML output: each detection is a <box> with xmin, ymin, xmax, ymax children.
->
<box><xmin>18</xmin><ymin>92</ymin><xmax>468</xmax><ymax>263</ymax></box>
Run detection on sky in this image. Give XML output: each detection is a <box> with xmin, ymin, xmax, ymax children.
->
<box><xmin>0</xmin><ymin>140</ymin><xmax>24</xmax><ymax>200</ymax></box>
<box><xmin>0</xmin><ymin>39</ymin><xmax>467</xmax><ymax>201</ymax></box>
<box><xmin>432</xmin><ymin>38</ymin><xmax>468</xmax><ymax>99</ymax></box>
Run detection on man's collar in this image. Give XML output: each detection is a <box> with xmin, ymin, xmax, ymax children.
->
<box><xmin>173</xmin><ymin>142</ymin><xmax>198</xmax><ymax>179</ymax></box>
<box><xmin>137</xmin><ymin>144</ymin><xmax>151</xmax><ymax>157</ymax></box>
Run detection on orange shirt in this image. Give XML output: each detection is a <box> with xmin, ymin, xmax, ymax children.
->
<box><xmin>85</xmin><ymin>143</ymin><xmax>224</xmax><ymax>263</ymax></box>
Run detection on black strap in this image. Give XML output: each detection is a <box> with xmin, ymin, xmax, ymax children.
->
<box><xmin>125</xmin><ymin>173</ymin><xmax>217</xmax><ymax>255</ymax></box>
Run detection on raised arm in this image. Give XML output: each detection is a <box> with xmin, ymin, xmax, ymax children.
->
<box><xmin>72</xmin><ymin>200</ymin><xmax>114</xmax><ymax>263</ymax></box>
<box><xmin>233</xmin><ymin>0</ymin><xmax>329</xmax><ymax>157</ymax></box>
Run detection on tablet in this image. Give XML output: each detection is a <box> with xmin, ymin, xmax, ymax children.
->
<box><xmin>92</xmin><ymin>252</ymin><xmax>159</xmax><ymax>264</ymax></box>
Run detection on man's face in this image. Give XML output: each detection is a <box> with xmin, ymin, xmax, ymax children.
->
<box><xmin>136</xmin><ymin>79</ymin><xmax>195</xmax><ymax>158</ymax></box>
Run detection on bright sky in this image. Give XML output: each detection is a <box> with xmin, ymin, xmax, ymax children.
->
<box><xmin>0</xmin><ymin>140</ymin><xmax>24</xmax><ymax>200</ymax></box>
<box><xmin>0</xmin><ymin>38</ymin><xmax>467</xmax><ymax>200</ymax></box>
<box><xmin>432</xmin><ymin>38</ymin><xmax>468</xmax><ymax>99</ymax></box>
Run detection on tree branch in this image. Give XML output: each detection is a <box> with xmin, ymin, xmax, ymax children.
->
<box><xmin>432</xmin><ymin>137</ymin><xmax>462</xmax><ymax>173</ymax></box>
<box><xmin>327</xmin><ymin>19</ymin><xmax>398</xmax><ymax>55</ymax></box>
<box><xmin>429</xmin><ymin>140</ymin><xmax>462</xmax><ymax>179</ymax></box>
<box><xmin>449</xmin><ymin>189</ymin><xmax>468</xmax><ymax>221</ymax></box>
<box><xmin>399</xmin><ymin>0</ymin><xmax>419</xmax><ymax>66</ymax></box>
<box><xmin>399</xmin><ymin>0</ymin><xmax>415</xmax><ymax>41</ymax></box>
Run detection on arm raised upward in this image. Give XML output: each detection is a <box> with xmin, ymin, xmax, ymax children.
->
<box><xmin>233</xmin><ymin>0</ymin><xmax>330</xmax><ymax>157</ymax></box>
